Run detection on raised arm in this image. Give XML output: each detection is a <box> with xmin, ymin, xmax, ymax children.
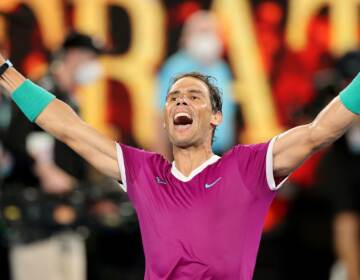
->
<box><xmin>273</xmin><ymin>76</ymin><xmax>360</xmax><ymax>177</ymax></box>
<box><xmin>0</xmin><ymin>56</ymin><xmax>120</xmax><ymax>180</ymax></box>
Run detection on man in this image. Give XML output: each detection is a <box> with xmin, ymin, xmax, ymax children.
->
<box><xmin>0</xmin><ymin>53</ymin><xmax>359</xmax><ymax>279</ymax></box>
<box><xmin>2</xmin><ymin>32</ymin><xmax>103</xmax><ymax>280</ymax></box>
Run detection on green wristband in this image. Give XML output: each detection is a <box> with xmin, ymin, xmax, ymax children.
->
<box><xmin>11</xmin><ymin>79</ymin><xmax>55</xmax><ymax>122</ymax></box>
<box><xmin>339</xmin><ymin>73</ymin><xmax>360</xmax><ymax>114</ymax></box>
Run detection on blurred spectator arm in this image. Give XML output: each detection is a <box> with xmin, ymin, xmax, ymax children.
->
<box><xmin>34</xmin><ymin>161</ymin><xmax>76</xmax><ymax>194</ymax></box>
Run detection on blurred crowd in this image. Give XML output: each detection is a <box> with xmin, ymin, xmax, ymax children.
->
<box><xmin>0</xmin><ymin>1</ymin><xmax>359</xmax><ymax>280</ymax></box>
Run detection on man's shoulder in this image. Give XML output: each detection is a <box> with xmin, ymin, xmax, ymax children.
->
<box><xmin>117</xmin><ymin>143</ymin><xmax>169</xmax><ymax>165</ymax></box>
<box><xmin>223</xmin><ymin>143</ymin><xmax>263</xmax><ymax>153</ymax></box>
<box><xmin>222</xmin><ymin>142</ymin><xmax>270</xmax><ymax>161</ymax></box>
<box><xmin>236</xmin><ymin>142</ymin><xmax>269</xmax><ymax>152</ymax></box>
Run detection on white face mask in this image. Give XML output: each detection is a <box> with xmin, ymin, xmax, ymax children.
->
<box><xmin>184</xmin><ymin>33</ymin><xmax>223</xmax><ymax>65</ymax></box>
<box><xmin>74</xmin><ymin>61</ymin><xmax>103</xmax><ymax>85</ymax></box>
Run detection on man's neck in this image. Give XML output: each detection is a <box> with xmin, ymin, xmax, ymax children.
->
<box><xmin>172</xmin><ymin>144</ymin><xmax>215</xmax><ymax>177</ymax></box>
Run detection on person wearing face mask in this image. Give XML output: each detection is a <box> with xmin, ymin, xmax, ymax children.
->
<box><xmin>156</xmin><ymin>10</ymin><xmax>236</xmax><ymax>159</ymax></box>
<box><xmin>2</xmin><ymin>32</ymin><xmax>103</xmax><ymax>280</ymax></box>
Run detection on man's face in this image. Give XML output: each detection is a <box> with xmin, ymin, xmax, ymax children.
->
<box><xmin>164</xmin><ymin>77</ymin><xmax>222</xmax><ymax>148</ymax></box>
<box><xmin>54</xmin><ymin>48</ymin><xmax>100</xmax><ymax>91</ymax></box>
<box><xmin>64</xmin><ymin>48</ymin><xmax>97</xmax><ymax>76</ymax></box>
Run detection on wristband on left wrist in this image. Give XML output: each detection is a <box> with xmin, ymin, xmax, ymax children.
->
<box><xmin>0</xmin><ymin>60</ymin><xmax>13</xmax><ymax>77</ymax></box>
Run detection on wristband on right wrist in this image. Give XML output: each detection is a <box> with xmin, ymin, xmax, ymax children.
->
<box><xmin>339</xmin><ymin>73</ymin><xmax>360</xmax><ymax>114</ymax></box>
<box><xmin>11</xmin><ymin>79</ymin><xmax>56</xmax><ymax>122</ymax></box>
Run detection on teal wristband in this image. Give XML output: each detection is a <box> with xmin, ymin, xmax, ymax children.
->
<box><xmin>11</xmin><ymin>79</ymin><xmax>55</xmax><ymax>122</ymax></box>
<box><xmin>339</xmin><ymin>73</ymin><xmax>360</xmax><ymax>114</ymax></box>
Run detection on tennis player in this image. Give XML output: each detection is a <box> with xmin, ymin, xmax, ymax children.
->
<box><xmin>0</xmin><ymin>54</ymin><xmax>359</xmax><ymax>279</ymax></box>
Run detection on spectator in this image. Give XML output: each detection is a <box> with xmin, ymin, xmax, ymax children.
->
<box><xmin>2</xmin><ymin>32</ymin><xmax>103</xmax><ymax>280</ymax></box>
<box><xmin>156</xmin><ymin>10</ymin><xmax>236</xmax><ymax>158</ymax></box>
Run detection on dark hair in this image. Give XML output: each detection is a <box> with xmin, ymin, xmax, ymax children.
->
<box><xmin>168</xmin><ymin>72</ymin><xmax>223</xmax><ymax>143</ymax></box>
<box><xmin>171</xmin><ymin>72</ymin><xmax>223</xmax><ymax>113</ymax></box>
<box><xmin>61</xmin><ymin>32</ymin><xmax>104</xmax><ymax>54</ymax></box>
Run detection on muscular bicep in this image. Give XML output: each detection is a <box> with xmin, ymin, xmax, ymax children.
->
<box><xmin>272</xmin><ymin>125</ymin><xmax>314</xmax><ymax>177</ymax></box>
<box><xmin>66</xmin><ymin>136</ymin><xmax>120</xmax><ymax>180</ymax></box>
<box><xmin>273</xmin><ymin>98</ymin><xmax>357</xmax><ymax>177</ymax></box>
<box><xmin>36</xmin><ymin>100</ymin><xmax>121</xmax><ymax>180</ymax></box>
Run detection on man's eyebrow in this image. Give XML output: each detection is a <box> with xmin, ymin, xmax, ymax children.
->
<box><xmin>187</xmin><ymin>89</ymin><xmax>203</xmax><ymax>94</ymax></box>
<box><xmin>167</xmin><ymin>90</ymin><xmax>180</xmax><ymax>96</ymax></box>
<box><xmin>166</xmin><ymin>88</ymin><xmax>205</xmax><ymax>99</ymax></box>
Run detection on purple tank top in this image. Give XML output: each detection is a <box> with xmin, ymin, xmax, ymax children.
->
<box><xmin>116</xmin><ymin>140</ymin><xmax>279</xmax><ymax>280</ymax></box>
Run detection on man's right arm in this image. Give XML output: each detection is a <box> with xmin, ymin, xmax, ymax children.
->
<box><xmin>36</xmin><ymin>99</ymin><xmax>120</xmax><ymax>179</ymax></box>
<box><xmin>0</xmin><ymin>59</ymin><xmax>120</xmax><ymax>181</ymax></box>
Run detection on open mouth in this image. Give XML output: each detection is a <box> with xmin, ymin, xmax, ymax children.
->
<box><xmin>173</xmin><ymin>112</ymin><xmax>193</xmax><ymax>130</ymax></box>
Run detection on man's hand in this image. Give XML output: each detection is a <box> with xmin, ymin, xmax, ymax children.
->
<box><xmin>34</xmin><ymin>161</ymin><xmax>76</xmax><ymax>194</ymax></box>
<box><xmin>273</xmin><ymin>97</ymin><xmax>357</xmax><ymax>177</ymax></box>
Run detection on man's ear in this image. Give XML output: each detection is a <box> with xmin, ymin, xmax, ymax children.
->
<box><xmin>210</xmin><ymin>111</ymin><xmax>222</xmax><ymax>126</ymax></box>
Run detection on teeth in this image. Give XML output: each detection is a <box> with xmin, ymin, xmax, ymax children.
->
<box><xmin>174</xmin><ymin>112</ymin><xmax>191</xmax><ymax>119</ymax></box>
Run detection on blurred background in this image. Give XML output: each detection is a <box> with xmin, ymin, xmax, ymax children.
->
<box><xmin>0</xmin><ymin>0</ymin><xmax>360</xmax><ymax>279</ymax></box>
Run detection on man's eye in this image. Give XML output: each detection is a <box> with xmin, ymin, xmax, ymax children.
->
<box><xmin>171</xmin><ymin>97</ymin><xmax>177</xmax><ymax>101</ymax></box>
<box><xmin>191</xmin><ymin>96</ymin><xmax>198</xmax><ymax>100</ymax></box>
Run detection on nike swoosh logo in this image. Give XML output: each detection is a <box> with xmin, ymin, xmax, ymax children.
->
<box><xmin>205</xmin><ymin>177</ymin><xmax>222</xmax><ymax>189</ymax></box>
<box><xmin>156</xmin><ymin>176</ymin><xmax>167</xmax><ymax>185</ymax></box>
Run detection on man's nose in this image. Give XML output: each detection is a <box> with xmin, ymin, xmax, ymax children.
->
<box><xmin>176</xmin><ymin>95</ymin><xmax>188</xmax><ymax>106</ymax></box>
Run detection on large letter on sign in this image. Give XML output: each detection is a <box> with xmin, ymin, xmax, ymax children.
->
<box><xmin>286</xmin><ymin>0</ymin><xmax>360</xmax><ymax>56</ymax></box>
<box><xmin>72</xmin><ymin>0</ymin><xmax>165</xmax><ymax>147</ymax></box>
<box><xmin>72</xmin><ymin>0</ymin><xmax>109</xmax><ymax>137</ymax></box>
<box><xmin>212</xmin><ymin>0</ymin><xmax>282</xmax><ymax>143</ymax></box>
<box><xmin>102</xmin><ymin>0</ymin><xmax>165</xmax><ymax>148</ymax></box>
<box><xmin>0</xmin><ymin>0</ymin><xmax>65</xmax><ymax>51</ymax></box>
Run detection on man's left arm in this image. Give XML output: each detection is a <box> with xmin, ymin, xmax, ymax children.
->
<box><xmin>273</xmin><ymin>78</ymin><xmax>359</xmax><ymax>177</ymax></box>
